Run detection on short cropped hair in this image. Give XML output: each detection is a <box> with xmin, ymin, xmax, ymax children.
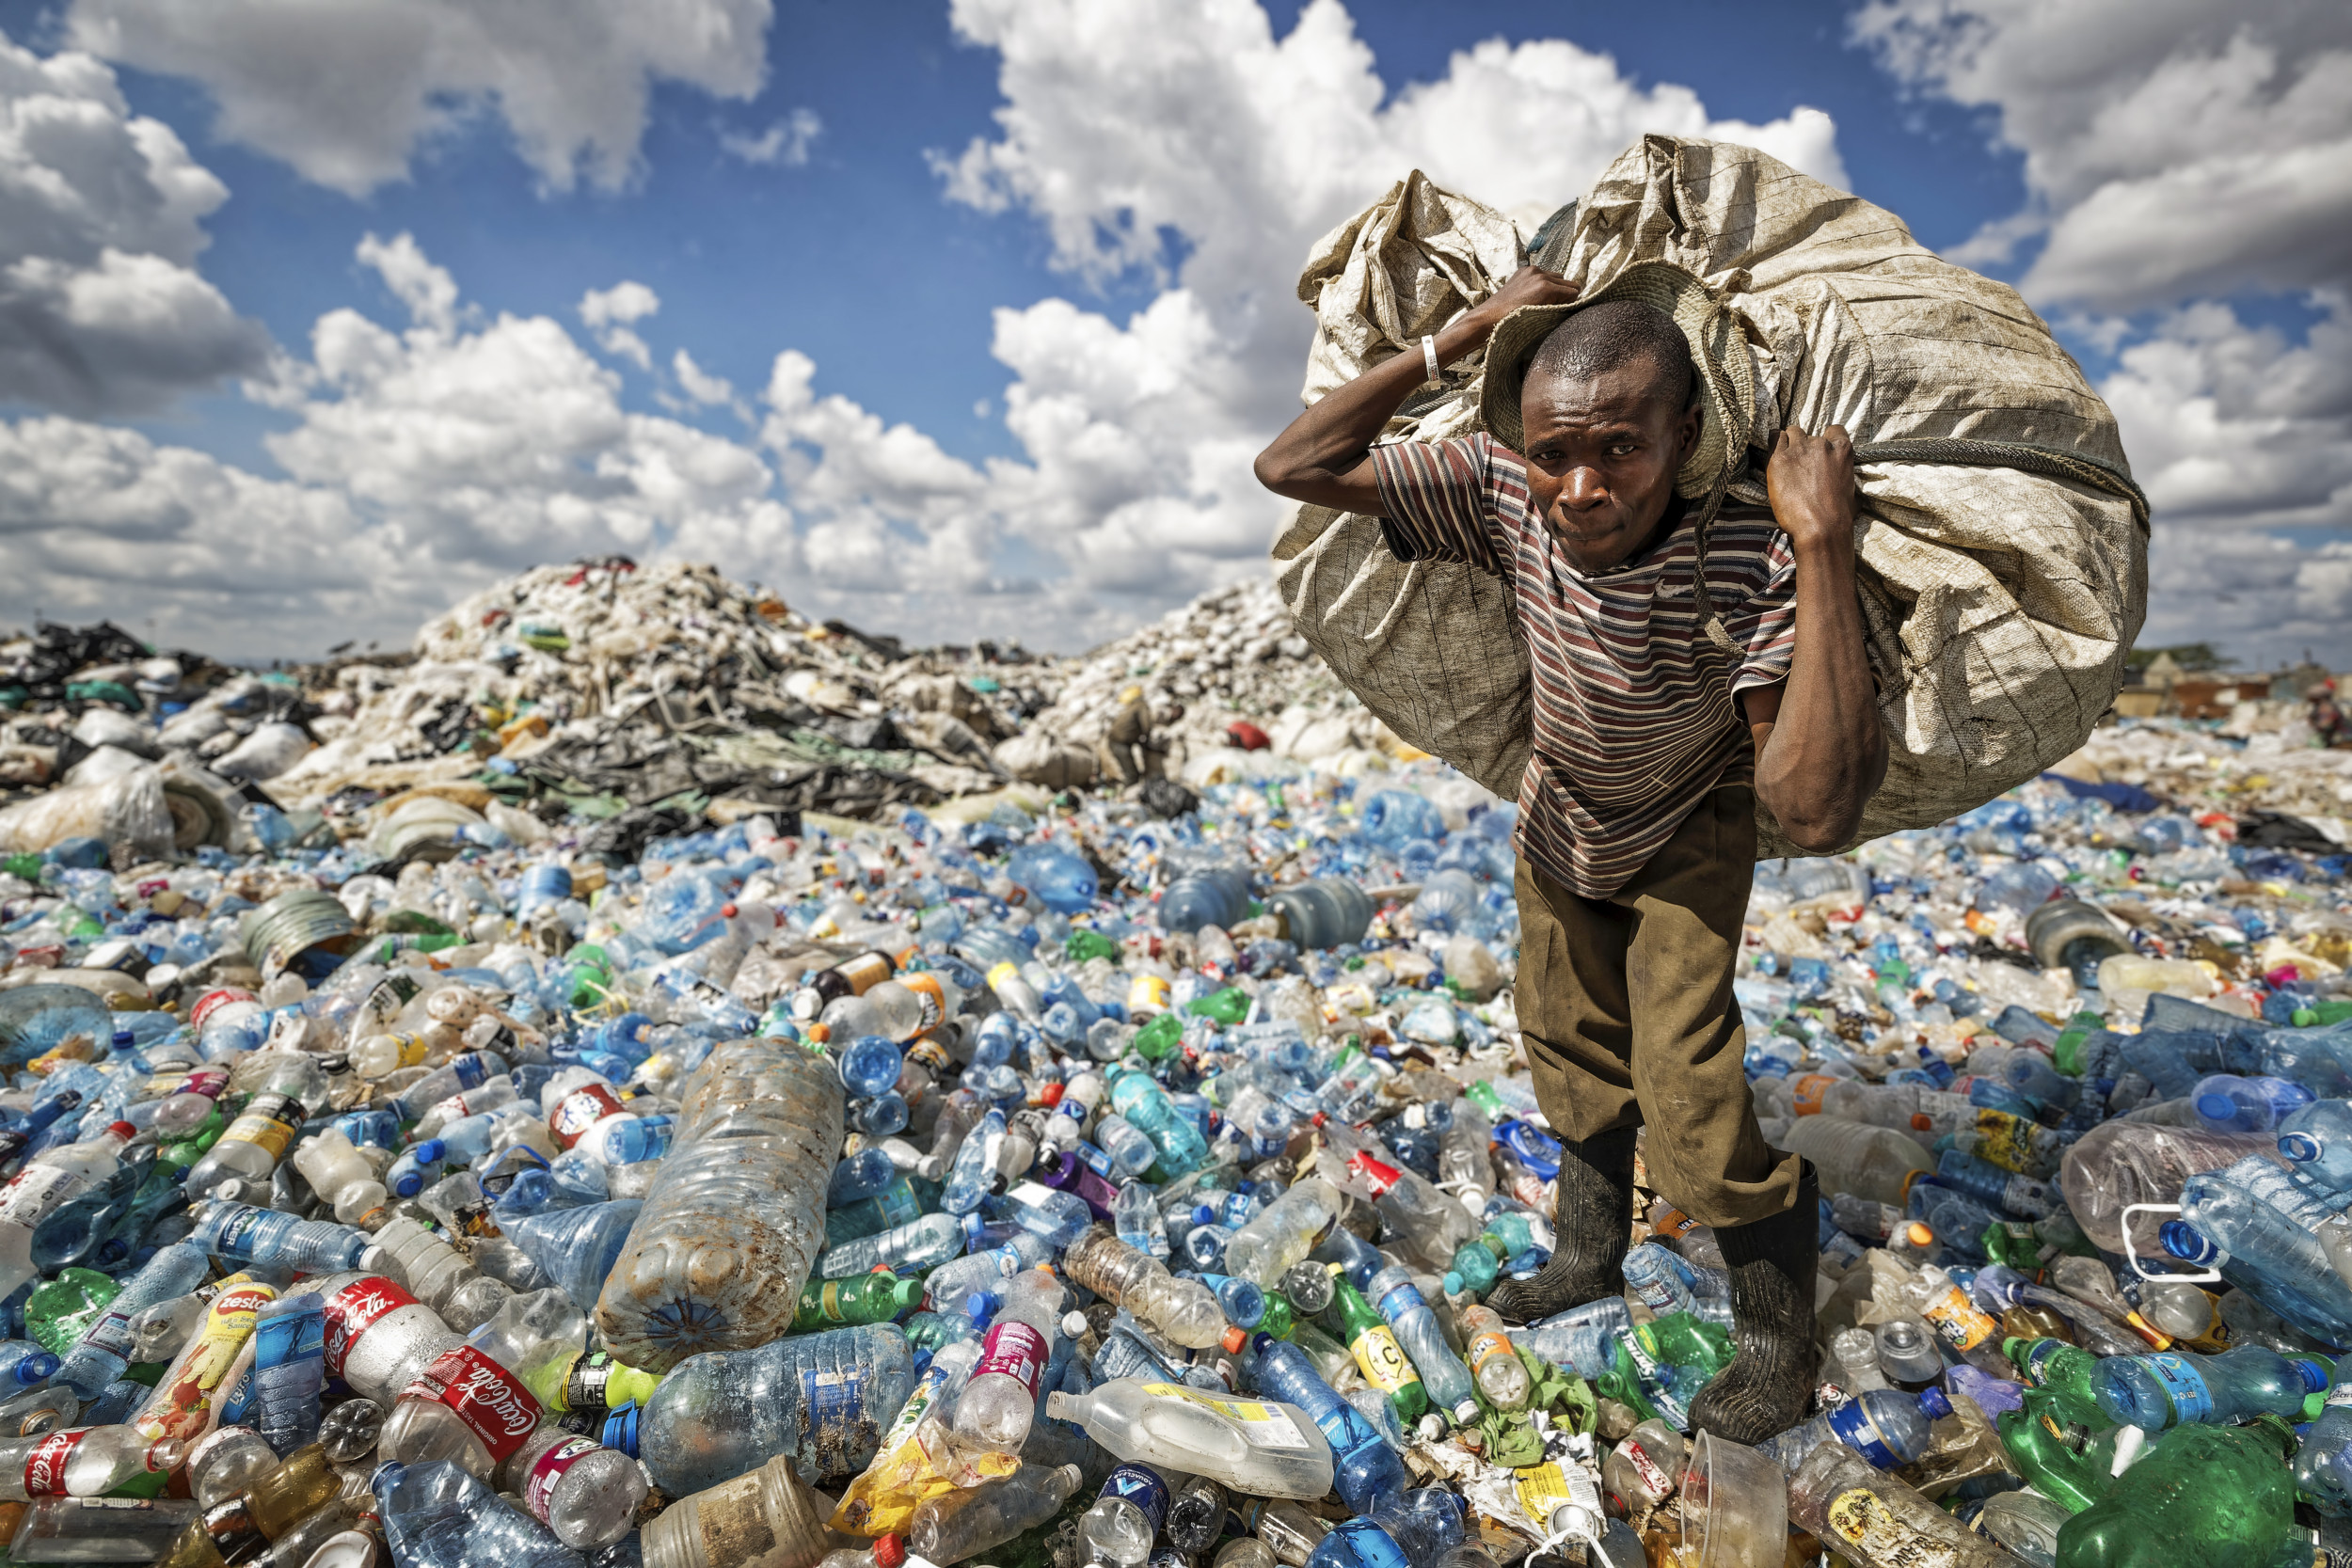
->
<box><xmin>1524</xmin><ymin>299</ymin><xmax>1695</xmax><ymax>412</ymax></box>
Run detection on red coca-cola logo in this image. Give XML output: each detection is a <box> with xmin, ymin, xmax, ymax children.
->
<box><xmin>1346</xmin><ymin>1149</ymin><xmax>1403</xmax><ymax>1197</ymax></box>
<box><xmin>324</xmin><ymin>1277</ymin><xmax>417</xmax><ymax>1375</ymax></box>
<box><xmin>23</xmin><ymin>1430</ymin><xmax>84</xmax><ymax>1496</ymax></box>
<box><xmin>189</xmin><ymin>989</ymin><xmax>257</xmax><ymax>1029</ymax></box>
<box><xmin>405</xmin><ymin>1346</ymin><xmax>542</xmax><ymax>1463</ymax></box>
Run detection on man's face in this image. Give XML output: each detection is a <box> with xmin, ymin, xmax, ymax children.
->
<box><xmin>1518</xmin><ymin>359</ymin><xmax>1699</xmax><ymax>574</ymax></box>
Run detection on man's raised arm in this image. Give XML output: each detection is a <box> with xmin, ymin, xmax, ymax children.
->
<box><xmin>1252</xmin><ymin>266</ymin><xmax>1580</xmax><ymax>515</ymax></box>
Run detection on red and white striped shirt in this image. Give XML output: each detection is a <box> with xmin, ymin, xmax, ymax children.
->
<box><xmin>1371</xmin><ymin>433</ymin><xmax>1797</xmax><ymax>899</ymax></box>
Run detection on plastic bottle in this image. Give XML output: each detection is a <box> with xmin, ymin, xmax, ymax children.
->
<box><xmin>1225</xmin><ymin>1177</ymin><xmax>1343</xmax><ymax>1287</ymax></box>
<box><xmin>1078</xmin><ymin>1464</ymin><xmax>1177</xmax><ymax>1568</ymax></box>
<box><xmin>2090</xmin><ymin>1343</ymin><xmax>2326</xmax><ymax>1432</ymax></box>
<box><xmin>2187</xmin><ymin>1073</ymin><xmax>2312</xmax><ymax>1133</ymax></box>
<box><xmin>951</xmin><ymin>1267</ymin><xmax>1066</xmax><ymax>1450</ymax></box>
<box><xmin>1250</xmin><ymin>1336</ymin><xmax>1409</xmax><ymax>1514</ymax></box>
<box><xmin>1062</xmin><ymin>1226</ymin><xmax>1227</xmax><ymax>1350</ymax></box>
<box><xmin>643</xmin><ymin>1452</ymin><xmax>839</xmax><ymax>1568</ymax></box>
<box><xmin>0</xmin><ymin>1425</ymin><xmax>183</xmax><ymax>1499</ymax></box>
<box><xmin>2055</xmin><ymin>1420</ymin><xmax>2302</xmax><ymax>1568</ymax></box>
<box><xmin>0</xmin><ymin>1121</ymin><xmax>137</xmax><ymax>1299</ymax></box>
<box><xmin>53</xmin><ymin>1243</ymin><xmax>212</xmax><ymax>1400</ymax></box>
<box><xmin>184</xmin><ymin>1071</ymin><xmax>316</xmax><ymax>1196</ymax></box>
<box><xmin>501</xmin><ymin>1199</ymin><xmax>644</xmax><ymax>1315</ymax></box>
<box><xmin>1318</xmin><ymin>1123</ymin><xmax>1476</xmax><ymax>1267</ymax></box>
<box><xmin>1511</xmin><ymin>1297</ymin><xmax>1630</xmax><ymax>1381</ymax></box>
<box><xmin>1329</xmin><ymin>1272</ymin><xmax>1428</xmax><ymax>1425</ymax></box>
<box><xmin>1785</xmin><ymin>1444</ymin><xmax>2022</xmax><ymax>1568</ymax></box>
<box><xmin>373</xmin><ymin>1458</ymin><xmax>582</xmax><ymax>1568</ymax></box>
<box><xmin>1757</xmin><ymin>1387</ymin><xmax>1940</xmax><ymax>1474</ymax></box>
<box><xmin>1161</xmin><ymin>869</ymin><xmax>1251</xmax><ymax>936</ymax></box>
<box><xmin>247</xmin><ymin>1292</ymin><xmax>326</xmax><ymax>1455</ymax></box>
<box><xmin>1263</xmin><ymin>879</ymin><xmax>1372</xmax><ymax>951</ymax></box>
<box><xmin>1046</xmin><ymin>1377</ymin><xmax>1335</xmax><ymax>1499</ymax></box>
<box><xmin>596</xmin><ymin>1037</ymin><xmax>845</xmax><ymax>1370</ymax></box>
<box><xmin>1364</xmin><ymin>1264</ymin><xmax>1478</xmax><ymax>1424</ymax></box>
<box><xmin>912</xmin><ymin>1463</ymin><xmax>1086</xmax><ymax>1563</ymax></box>
<box><xmin>1779</xmin><ymin>1117</ymin><xmax>1931</xmax><ymax>1208</ymax></box>
<box><xmin>637</xmin><ymin>1323</ymin><xmax>916</xmax><ymax>1496</ymax></box>
<box><xmin>1599</xmin><ymin>1419</ymin><xmax>1684</xmax><ymax>1514</ymax></box>
<box><xmin>289</xmin><ymin>1129</ymin><xmax>390</xmax><ymax>1228</ymax></box>
<box><xmin>188</xmin><ymin>1203</ymin><xmax>370</xmax><ymax>1275</ymax></box>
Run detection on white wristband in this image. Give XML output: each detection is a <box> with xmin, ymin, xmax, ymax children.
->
<box><xmin>1422</xmin><ymin>334</ymin><xmax>1441</xmax><ymax>386</ymax></box>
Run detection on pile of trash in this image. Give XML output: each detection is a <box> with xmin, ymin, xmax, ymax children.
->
<box><xmin>0</xmin><ymin>657</ymin><xmax>2341</xmax><ymax>1568</ymax></box>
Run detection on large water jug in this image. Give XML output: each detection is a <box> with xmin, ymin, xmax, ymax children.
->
<box><xmin>595</xmin><ymin>1039</ymin><xmax>843</xmax><ymax>1371</ymax></box>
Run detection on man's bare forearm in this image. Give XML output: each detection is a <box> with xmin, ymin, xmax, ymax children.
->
<box><xmin>1757</xmin><ymin>531</ymin><xmax>1885</xmax><ymax>850</ymax></box>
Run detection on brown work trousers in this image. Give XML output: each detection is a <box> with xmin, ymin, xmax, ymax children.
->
<box><xmin>1514</xmin><ymin>783</ymin><xmax>1801</xmax><ymax>1227</ymax></box>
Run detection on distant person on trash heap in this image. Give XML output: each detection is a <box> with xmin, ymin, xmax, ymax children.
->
<box><xmin>1251</xmin><ymin>263</ymin><xmax>1887</xmax><ymax>1441</ymax></box>
<box><xmin>1103</xmin><ymin>686</ymin><xmax>1183</xmax><ymax>787</ymax></box>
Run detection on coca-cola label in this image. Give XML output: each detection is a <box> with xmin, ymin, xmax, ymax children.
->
<box><xmin>404</xmin><ymin>1346</ymin><xmax>543</xmax><ymax>1464</ymax></box>
<box><xmin>523</xmin><ymin>1436</ymin><xmax>600</xmax><ymax>1521</ymax></box>
<box><xmin>23</xmin><ymin>1429</ymin><xmax>85</xmax><ymax>1496</ymax></box>
<box><xmin>974</xmin><ymin>1320</ymin><xmax>1047</xmax><ymax>1396</ymax></box>
<box><xmin>549</xmin><ymin>1085</ymin><xmax>626</xmax><ymax>1148</ymax></box>
<box><xmin>1344</xmin><ymin>1150</ymin><xmax>1402</xmax><ymax>1197</ymax></box>
<box><xmin>189</xmin><ymin>990</ymin><xmax>257</xmax><ymax>1030</ymax></box>
<box><xmin>324</xmin><ymin>1277</ymin><xmax>417</xmax><ymax>1376</ymax></box>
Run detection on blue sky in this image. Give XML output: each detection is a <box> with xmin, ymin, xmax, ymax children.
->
<box><xmin>0</xmin><ymin>0</ymin><xmax>2344</xmax><ymax>668</ymax></box>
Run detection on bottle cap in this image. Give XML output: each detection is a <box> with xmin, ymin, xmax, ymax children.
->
<box><xmin>107</xmin><ymin>1121</ymin><xmax>136</xmax><ymax>1141</ymax></box>
<box><xmin>874</xmin><ymin>1535</ymin><xmax>907</xmax><ymax>1568</ymax></box>
<box><xmin>967</xmin><ymin>1292</ymin><xmax>999</xmax><ymax>1323</ymax></box>
<box><xmin>1220</xmin><ymin>1325</ymin><xmax>1248</xmax><ymax>1354</ymax></box>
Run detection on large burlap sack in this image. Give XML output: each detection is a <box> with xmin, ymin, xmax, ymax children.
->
<box><xmin>1275</xmin><ymin>138</ymin><xmax>2149</xmax><ymax>855</ymax></box>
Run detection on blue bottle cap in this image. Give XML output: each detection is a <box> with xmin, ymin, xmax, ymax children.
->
<box><xmin>2194</xmin><ymin>1094</ymin><xmax>2237</xmax><ymax>1124</ymax></box>
<box><xmin>2296</xmin><ymin>1359</ymin><xmax>2331</xmax><ymax>1393</ymax></box>
<box><xmin>413</xmin><ymin>1139</ymin><xmax>446</xmax><ymax>1165</ymax></box>
<box><xmin>967</xmin><ymin>1291</ymin><xmax>999</xmax><ymax>1323</ymax></box>
<box><xmin>600</xmin><ymin>1402</ymin><xmax>641</xmax><ymax>1455</ymax></box>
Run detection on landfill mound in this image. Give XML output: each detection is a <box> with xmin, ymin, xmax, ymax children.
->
<box><xmin>0</xmin><ymin>578</ymin><xmax>2346</xmax><ymax>1562</ymax></box>
<box><xmin>0</xmin><ymin>558</ymin><xmax>1430</xmax><ymax>867</ymax></box>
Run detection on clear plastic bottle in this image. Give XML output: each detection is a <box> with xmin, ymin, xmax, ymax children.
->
<box><xmin>54</xmin><ymin>1243</ymin><xmax>212</xmax><ymax>1400</ymax></box>
<box><xmin>1787</xmin><ymin>1443</ymin><xmax>2055</xmax><ymax>1568</ymax></box>
<box><xmin>644</xmin><ymin>1451</ymin><xmax>838</xmax><ymax>1568</ymax></box>
<box><xmin>290</xmin><ymin>1130</ymin><xmax>390</xmax><ymax>1229</ymax></box>
<box><xmin>1757</xmin><ymin>1387</ymin><xmax>1940</xmax><ymax>1474</ymax></box>
<box><xmin>1078</xmin><ymin>1464</ymin><xmax>1177</xmax><ymax>1568</ymax></box>
<box><xmin>911</xmin><ymin>1463</ymin><xmax>1084</xmax><ymax>1564</ymax></box>
<box><xmin>637</xmin><ymin>1323</ymin><xmax>916</xmax><ymax>1496</ymax></box>
<box><xmin>1224</xmin><ymin>1177</ymin><xmax>1343</xmax><ymax>1288</ymax></box>
<box><xmin>1454</xmin><ymin>1305</ymin><xmax>1530</xmax><ymax>1409</ymax></box>
<box><xmin>1046</xmin><ymin>1377</ymin><xmax>1334</xmax><ymax>1499</ymax></box>
<box><xmin>820</xmin><ymin>1212</ymin><xmax>965</xmax><ymax>1279</ymax></box>
<box><xmin>951</xmin><ymin>1268</ymin><xmax>1067</xmax><ymax>1451</ymax></box>
<box><xmin>1779</xmin><ymin>1117</ymin><xmax>1931</xmax><ymax>1208</ymax></box>
<box><xmin>0</xmin><ymin>1121</ymin><xmax>137</xmax><ymax>1298</ymax></box>
<box><xmin>359</xmin><ymin>1219</ymin><xmax>512</xmax><ymax>1332</ymax></box>
<box><xmin>0</xmin><ymin>1425</ymin><xmax>183</xmax><ymax>1499</ymax></box>
<box><xmin>1600</xmin><ymin>1419</ymin><xmax>1684</xmax><ymax>1514</ymax></box>
<box><xmin>1062</xmin><ymin>1225</ymin><xmax>1227</xmax><ymax>1349</ymax></box>
<box><xmin>596</xmin><ymin>1038</ymin><xmax>845</xmax><ymax>1370</ymax></box>
<box><xmin>248</xmin><ymin>1292</ymin><xmax>326</xmax><ymax>1455</ymax></box>
<box><xmin>188</xmin><ymin>1202</ymin><xmax>370</xmax><ymax>1275</ymax></box>
<box><xmin>1317</xmin><ymin>1122</ymin><xmax>1476</xmax><ymax>1268</ymax></box>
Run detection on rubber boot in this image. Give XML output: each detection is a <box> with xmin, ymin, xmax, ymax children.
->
<box><xmin>1687</xmin><ymin>1161</ymin><xmax>1820</xmax><ymax>1444</ymax></box>
<box><xmin>1486</xmin><ymin>1125</ymin><xmax>1637</xmax><ymax>1324</ymax></box>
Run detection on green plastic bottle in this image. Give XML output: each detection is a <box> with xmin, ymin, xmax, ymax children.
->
<box><xmin>1064</xmin><ymin>928</ymin><xmax>1120</xmax><ymax>964</ymax></box>
<box><xmin>2008</xmin><ymin>1337</ymin><xmax>2107</xmax><ymax>1427</ymax></box>
<box><xmin>156</xmin><ymin>1106</ymin><xmax>228</xmax><ymax>1176</ymax></box>
<box><xmin>1994</xmin><ymin>1395</ymin><xmax>2118</xmax><ymax>1513</ymax></box>
<box><xmin>1603</xmin><ymin>1314</ymin><xmax>1733</xmax><ymax>1431</ymax></box>
<box><xmin>795</xmin><ymin>1272</ymin><xmax>925</xmax><ymax>1332</ymax></box>
<box><xmin>1132</xmin><ymin>1013</ymin><xmax>1184</xmax><ymax>1062</ymax></box>
<box><xmin>1185</xmin><ymin>987</ymin><xmax>1250</xmax><ymax>1025</ymax></box>
<box><xmin>529</xmin><ymin>1348</ymin><xmax>663</xmax><ymax>1415</ymax></box>
<box><xmin>1328</xmin><ymin>1273</ymin><xmax>1428</xmax><ymax>1425</ymax></box>
<box><xmin>2295</xmin><ymin>1000</ymin><xmax>2352</xmax><ymax>1028</ymax></box>
<box><xmin>24</xmin><ymin>1268</ymin><xmax>121</xmax><ymax>1354</ymax></box>
<box><xmin>2054</xmin><ymin>1418</ymin><xmax>2305</xmax><ymax>1568</ymax></box>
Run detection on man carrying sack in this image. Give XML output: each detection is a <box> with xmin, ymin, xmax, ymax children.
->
<box><xmin>1252</xmin><ymin>264</ymin><xmax>1887</xmax><ymax>1440</ymax></box>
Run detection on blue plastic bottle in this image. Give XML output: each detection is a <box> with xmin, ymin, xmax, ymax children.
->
<box><xmin>190</xmin><ymin>1201</ymin><xmax>370</xmax><ymax>1275</ymax></box>
<box><xmin>502</xmin><ymin>1198</ymin><xmax>645</xmax><ymax>1315</ymax></box>
<box><xmin>55</xmin><ymin>1242</ymin><xmax>211</xmax><ymax>1398</ymax></box>
<box><xmin>1253</xmin><ymin>1335</ymin><xmax>1408</xmax><ymax>1513</ymax></box>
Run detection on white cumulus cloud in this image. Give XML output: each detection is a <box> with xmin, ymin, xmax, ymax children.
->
<box><xmin>0</xmin><ymin>29</ymin><xmax>265</xmax><ymax>414</ymax></box>
<box><xmin>1856</xmin><ymin>0</ymin><xmax>2352</xmax><ymax>669</ymax></box>
<box><xmin>720</xmin><ymin>106</ymin><xmax>820</xmax><ymax>167</ymax></box>
<box><xmin>65</xmin><ymin>0</ymin><xmax>773</xmax><ymax>196</ymax></box>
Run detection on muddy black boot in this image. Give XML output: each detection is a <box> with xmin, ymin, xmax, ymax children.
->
<box><xmin>1687</xmin><ymin>1162</ymin><xmax>1820</xmax><ymax>1443</ymax></box>
<box><xmin>1486</xmin><ymin>1125</ymin><xmax>1637</xmax><ymax>1324</ymax></box>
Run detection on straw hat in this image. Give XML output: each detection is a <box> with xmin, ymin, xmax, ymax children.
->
<box><xmin>1477</xmin><ymin>261</ymin><xmax>1756</xmax><ymax>500</ymax></box>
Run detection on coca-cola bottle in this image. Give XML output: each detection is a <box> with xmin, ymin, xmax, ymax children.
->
<box><xmin>0</xmin><ymin>1427</ymin><xmax>183</xmax><ymax>1500</ymax></box>
<box><xmin>309</xmin><ymin>1273</ymin><xmax>462</xmax><ymax>1407</ymax></box>
<box><xmin>376</xmin><ymin>1287</ymin><xmax>645</xmax><ymax>1545</ymax></box>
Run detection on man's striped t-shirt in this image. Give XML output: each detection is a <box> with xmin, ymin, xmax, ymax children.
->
<box><xmin>1370</xmin><ymin>432</ymin><xmax>1798</xmax><ymax>901</ymax></box>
